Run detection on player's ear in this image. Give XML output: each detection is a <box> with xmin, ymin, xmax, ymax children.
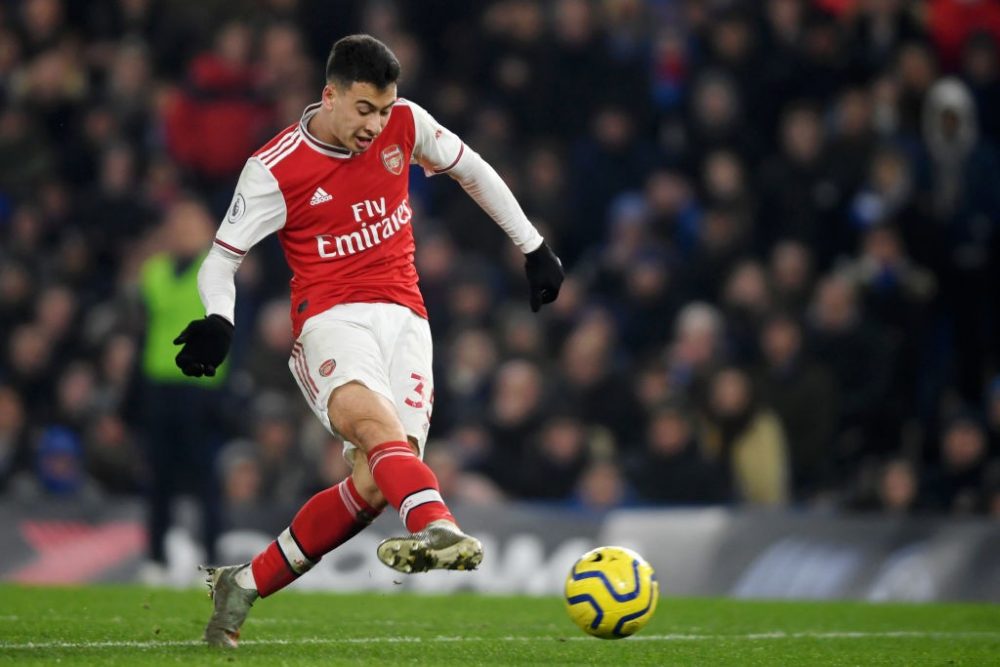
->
<box><xmin>322</xmin><ymin>83</ymin><xmax>337</xmax><ymax>110</ymax></box>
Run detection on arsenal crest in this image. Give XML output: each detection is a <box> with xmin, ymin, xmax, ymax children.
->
<box><xmin>318</xmin><ymin>359</ymin><xmax>336</xmax><ymax>377</ymax></box>
<box><xmin>381</xmin><ymin>144</ymin><xmax>404</xmax><ymax>175</ymax></box>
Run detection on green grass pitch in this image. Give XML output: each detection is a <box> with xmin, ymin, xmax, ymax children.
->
<box><xmin>0</xmin><ymin>585</ymin><xmax>998</xmax><ymax>665</ymax></box>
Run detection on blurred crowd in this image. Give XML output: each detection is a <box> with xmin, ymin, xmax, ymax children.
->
<box><xmin>2</xmin><ymin>0</ymin><xmax>1000</xmax><ymax>521</ymax></box>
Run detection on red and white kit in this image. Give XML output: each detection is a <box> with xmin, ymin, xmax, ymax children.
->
<box><xmin>198</xmin><ymin>99</ymin><xmax>543</xmax><ymax>452</ymax></box>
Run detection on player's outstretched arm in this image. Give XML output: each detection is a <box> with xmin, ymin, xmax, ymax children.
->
<box><xmin>407</xmin><ymin>100</ymin><xmax>565</xmax><ymax>311</ymax></box>
<box><xmin>450</xmin><ymin>152</ymin><xmax>565</xmax><ymax>311</ymax></box>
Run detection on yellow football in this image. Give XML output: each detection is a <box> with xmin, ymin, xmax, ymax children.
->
<box><xmin>564</xmin><ymin>546</ymin><xmax>659</xmax><ymax>639</ymax></box>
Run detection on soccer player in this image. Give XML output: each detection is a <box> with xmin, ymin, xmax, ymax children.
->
<box><xmin>172</xmin><ymin>34</ymin><xmax>564</xmax><ymax>647</ymax></box>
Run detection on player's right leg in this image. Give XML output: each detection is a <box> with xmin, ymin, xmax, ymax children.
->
<box><xmin>327</xmin><ymin>382</ymin><xmax>483</xmax><ymax>574</ymax></box>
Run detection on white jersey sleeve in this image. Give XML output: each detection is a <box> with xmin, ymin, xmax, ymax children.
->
<box><xmin>214</xmin><ymin>158</ymin><xmax>287</xmax><ymax>255</ymax></box>
<box><xmin>407</xmin><ymin>100</ymin><xmax>544</xmax><ymax>254</ymax></box>
<box><xmin>199</xmin><ymin>158</ymin><xmax>287</xmax><ymax>323</ymax></box>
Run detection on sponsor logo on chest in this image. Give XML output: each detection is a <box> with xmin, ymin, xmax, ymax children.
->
<box><xmin>314</xmin><ymin>196</ymin><xmax>413</xmax><ymax>259</ymax></box>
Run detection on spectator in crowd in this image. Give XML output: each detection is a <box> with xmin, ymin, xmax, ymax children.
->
<box><xmin>878</xmin><ymin>458</ymin><xmax>922</xmax><ymax>515</ymax></box>
<box><xmin>828</xmin><ymin>88</ymin><xmax>877</xmax><ymax>214</ymax></box>
<box><xmin>434</xmin><ymin>326</ymin><xmax>498</xmax><ymax>433</ymax></box>
<box><xmin>518</xmin><ymin>410</ymin><xmax>596</xmax><ymax>500</ymax></box>
<box><xmin>0</xmin><ymin>385</ymin><xmax>29</xmax><ymax>494</ymax></box>
<box><xmin>807</xmin><ymin>272</ymin><xmax>895</xmax><ymax>474</ymax></box>
<box><xmin>755</xmin><ymin>313</ymin><xmax>838</xmax><ymax>502</ymax></box>
<box><xmin>0</xmin><ymin>261</ymin><xmax>35</xmax><ymax>344</ymax></box>
<box><xmin>644</xmin><ymin>169</ymin><xmax>701</xmax><ymax>254</ymax></box>
<box><xmin>163</xmin><ymin>21</ymin><xmax>274</xmax><ymax>201</ymax></box>
<box><xmin>496</xmin><ymin>306</ymin><xmax>546</xmax><ymax>361</ymax></box>
<box><xmin>679</xmin><ymin>70</ymin><xmax>759</xmax><ymax>173</ymax></box>
<box><xmin>570</xmin><ymin>459</ymin><xmax>632</xmax><ymax>513</ymax></box>
<box><xmin>665</xmin><ymin>302</ymin><xmax>725</xmax><ymax>403</ymax></box>
<box><xmin>556</xmin><ymin>310</ymin><xmax>637</xmax><ymax>443</ymax></box>
<box><xmin>720</xmin><ymin>259</ymin><xmax>772</xmax><ymax>364</ymax></box>
<box><xmin>219</xmin><ymin>441</ymin><xmax>262</xmax><ymax>510</ymax></box>
<box><xmin>961</xmin><ymin>32</ymin><xmax>1000</xmax><ymax>143</ymax></box>
<box><xmin>12</xmin><ymin>426</ymin><xmax>101</xmax><ymax>501</ymax></box>
<box><xmin>846</xmin><ymin>0</ymin><xmax>924</xmax><ymax>79</ymax></box>
<box><xmin>686</xmin><ymin>206</ymin><xmax>750</xmax><ymax>301</ymax></box>
<box><xmin>852</xmin><ymin>456</ymin><xmax>922</xmax><ymax>515</ymax></box>
<box><xmin>627</xmin><ymin>402</ymin><xmax>729</xmax><ymax>505</ymax></box>
<box><xmin>136</xmin><ymin>197</ymin><xmax>227</xmax><ymax>576</ymax></box>
<box><xmin>569</xmin><ymin>105</ymin><xmax>657</xmax><ymax>263</ymax></box>
<box><xmin>918</xmin><ymin>77</ymin><xmax>1000</xmax><ymax>402</ymax></box>
<box><xmin>757</xmin><ymin>102</ymin><xmax>841</xmax><ymax>258</ymax></box>
<box><xmin>701</xmin><ymin>366</ymin><xmax>790</xmax><ymax>506</ymax></box>
<box><xmin>51</xmin><ymin>361</ymin><xmax>98</xmax><ymax>432</ymax></box>
<box><xmin>441</xmin><ymin>419</ymin><xmax>495</xmax><ymax>478</ymax></box>
<box><xmin>0</xmin><ymin>108</ymin><xmax>54</xmax><ymax>199</ymax></box>
<box><xmin>984</xmin><ymin>377</ymin><xmax>1000</xmax><ymax>456</ymax></box>
<box><xmin>895</xmin><ymin>42</ymin><xmax>938</xmax><ymax>138</ymax></box>
<box><xmin>923</xmin><ymin>413</ymin><xmax>991</xmax><ymax>513</ymax></box>
<box><xmin>301</xmin><ymin>436</ymin><xmax>354</xmax><ymax>500</ymax></box>
<box><xmin>631</xmin><ymin>357</ymin><xmax>674</xmax><ymax>417</ymax></box>
<box><xmin>984</xmin><ymin>460</ymin><xmax>1000</xmax><ymax>517</ymax></box>
<box><xmin>248</xmin><ymin>393</ymin><xmax>308</xmax><ymax>504</ymax></box>
<box><xmin>238</xmin><ymin>298</ymin><xmax>299</xmax><ymax>398</ymax></box>
<box><xmin>842</xmin><ymin>225</ymin><xmax>938</xmax><ymax>417</ymax></box>
<box><xmin>700</xmin><ymin>9</ymin><xmax>760</xmax><ymax>126</ymax></box>
<box><xmin>4</xmin><ymin>323</ymin><xmax>54</xmax><ymax>423</ymax></box>
<box><xmin>482</xmin><ymin>359</ymin><xmax>546</xmax><ymax>493</ymax></box>
<box><xmin>702</xmin><ymin>149</ymin><xmax>753</xmax><ymax>220</ymax></box>
<box><xmin>768</xmin><ymin>240</ymin><xmax>815</xmax><ymax>317</ymax></box>
<box><xmin>848</xmin><ymin>146</ymin><xmax>917</xmax><ymax>242</ymax></box>
<box><xmin>618</xmin><ymin>250</ymin><xmax>680</xmax><ymax>360</ymax></box>
<box><xmin>425</xmin><ymin>444</ymin><xmax>504</xmax><ymax>507</ymax></box>
<box><xmin>79</xmin><ymin>142</ymin><xmax>154</xmax><ymax>287</ymax></box>
<box><xmin>83</xmin><ymin>409</ymin><xmax>142</xmax><ymax>496</ymax></box>
<box><xmin>94</xmin><ymin>333</ymin><xmax>137</xmax><ymax>414</ymax></box>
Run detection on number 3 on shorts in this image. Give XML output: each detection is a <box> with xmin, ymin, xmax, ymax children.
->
<box><xmin>404</xmin><ymin>372</ymin><xmax>428</xmax><ymax>409</ymax></box>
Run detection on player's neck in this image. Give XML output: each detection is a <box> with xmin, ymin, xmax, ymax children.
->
<box><xmin>307</xmin><ymin>113</ymin><xmax>348</xmax><ymax>151</ymax></box>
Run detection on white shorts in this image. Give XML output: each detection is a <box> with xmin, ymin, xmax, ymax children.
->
<box><xmin>289</xmin><ymin>302</ymin><xmax>434</xmax><ymax>458</ymax></box>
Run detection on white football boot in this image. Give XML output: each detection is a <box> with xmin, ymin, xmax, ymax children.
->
<box><xmin>377</xmin><ymin>520</ymin><xmax>484</xmax><ymax>573</ymax></box>
<box><xmin>201</xmin><ymin>564</ymin><xmax>259</xmax><ymax>648</ymax></box>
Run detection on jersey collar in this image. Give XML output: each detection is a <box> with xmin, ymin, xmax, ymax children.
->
<box><xmin>299</xmin><ymin>103</ymin><xmax>355</xmax><ymax>159</ymax></box>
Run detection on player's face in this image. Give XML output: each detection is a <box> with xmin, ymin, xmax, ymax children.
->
<box><xmin>322</xmin><ymin>81</ymin><xmax>398</xmax><ymax>153</ymax></box>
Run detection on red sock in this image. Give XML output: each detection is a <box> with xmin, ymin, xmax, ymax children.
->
<box><xmin>366</xmin><ymin>441</ymin><xmax>456</xmax><ymax>533</ymax></box>
<box><xmin>250</xmin><ymin>477</ymin><xmax>380</xmax><ymax>597</ymax></box>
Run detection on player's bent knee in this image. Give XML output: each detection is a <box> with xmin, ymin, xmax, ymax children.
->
<box><xmin>347</xmin><ymin>417</ymin><xmax>405</xmax><ymax>453</ymax></box>
<box><xmin>350</xmin><ymin>450</ymin><xmax>388</xmax><ymax>508</ymax></box>
<box><xmin>353</xmin><ymin>474</ymin><xmax>387</xmax><ymax>509</ymax></box>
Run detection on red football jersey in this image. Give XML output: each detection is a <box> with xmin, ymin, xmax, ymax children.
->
<box><xmin>214</xmin><ymin>99</ymin><xmax>465</xmax><ymax>336</ymax></box>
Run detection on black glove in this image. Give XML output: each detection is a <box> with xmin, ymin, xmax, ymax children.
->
<box><xmin>173</xmin><ymin>314</ymin><xmax>233</xmax><ymax>377</ymax></box>
<box><xmin>524</xmin><ymin>241</ymin><xmax>564</xmax><ymax>312</ymax></box>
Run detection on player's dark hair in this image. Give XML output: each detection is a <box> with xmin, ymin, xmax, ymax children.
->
<box><xmin>325</xmin><ymin>34</ymin><xmax>400</xmax><ymax>89</ymax></box>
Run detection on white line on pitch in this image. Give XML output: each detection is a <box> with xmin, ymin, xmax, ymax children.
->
<box><xmin>2</xmin><ymin>631</ymin><xmax>1000</xmax><ymax>649</ymax></box>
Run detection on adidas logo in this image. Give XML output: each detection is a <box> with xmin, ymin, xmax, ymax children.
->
<box><xmin>310</xmin><ymin>187</ymin><xmax>333</xmax><ymax>206</ymax></box>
